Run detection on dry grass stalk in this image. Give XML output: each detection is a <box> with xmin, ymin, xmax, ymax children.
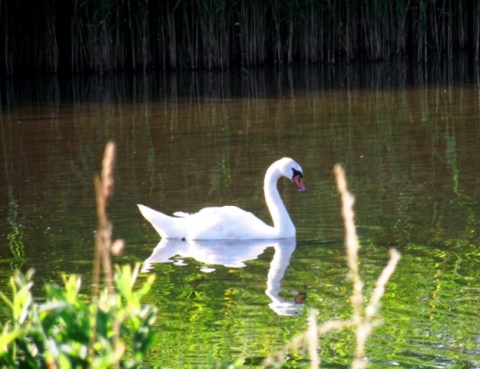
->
<box><xmin>334</xmin><ymin>164</ymin><xmax>364</xmax><ymax>319</ymax></box>
<box><xmin>92</xmin><ymin>142</ymin><xmax>116</xmax><ymax>296</ymax></box>
<box><xmin>307</xmin><ymin>311</ymin><xmax>319</xmax><ymax>369</ymax></box>
<box><xmin>334</xmin><ymin>164</ymin><xmax>400</xmax><ymax>369</ymax></box>
<box><xmin>89</xmin><ymin>142</ymin><xmax>125</xmax><ymax>369</ymax></box>
<box><xmin>262</xmin><ymin>164</ymin><xmax>400</xmax><ymax>368</ymax></box>
<box><xmin>366</xmin><ymin>249</ymin><xmax>401</xmax><ymax>319</ymax></box>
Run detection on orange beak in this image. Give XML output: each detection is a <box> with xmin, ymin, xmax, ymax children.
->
<box><xmin>293</xmin><ymin>174</ymin><xmax>306</xmax><ymax>192</ymax></box>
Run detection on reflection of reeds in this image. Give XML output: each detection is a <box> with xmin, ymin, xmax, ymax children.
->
<box><xmin>1</xmin><ymin>119</ymin><xmax>25</xmax><ymax>269</ymax></box>
<box><xmin>0</xmin><ymin>1</ymin><xmax>476</xmax><ymax>76</ymax></box>
<box><xmin>262</xmin><ymin>165</ymin><xmax>401</xmax><ymax>368</ymax></box>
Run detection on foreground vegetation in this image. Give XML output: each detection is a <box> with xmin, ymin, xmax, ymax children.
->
<box><xmin>0</xmin><ymin>0</ymin><xmax>478</xmax><ymax>75</ymax></box>
<box><xmin>0</xmin><ymin>266</ymin><xmax>156</xmax><ymax>369</ymax></box>
<box><xmin>0</xmin><ymin>143</ymin><xmax>157</xmax><ymax>368</ymax></box>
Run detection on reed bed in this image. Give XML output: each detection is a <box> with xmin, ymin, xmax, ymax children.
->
<box><xmin>0</xmin><ymin>0</ymin><xmax>477</xmax><ymax>76</ymax></box>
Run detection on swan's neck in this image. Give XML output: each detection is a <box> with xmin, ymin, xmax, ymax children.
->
<box><xmin>264</xmin><ymin>166</ymin><xmax>295</xmax><ymax>237</ymax></box>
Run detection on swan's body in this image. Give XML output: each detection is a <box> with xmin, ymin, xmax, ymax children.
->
<box><xmin>138</xmin><ymin>157</ymin><xmax>305</xmax><ymax>240</ymax></box>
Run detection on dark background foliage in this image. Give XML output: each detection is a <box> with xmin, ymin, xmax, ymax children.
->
<box><xmin>1</xmin><ymin>0</ymin><xmax>479</xmax><ymax>76</ymax></box>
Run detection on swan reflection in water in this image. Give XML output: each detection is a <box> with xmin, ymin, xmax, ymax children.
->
<box><xmin>142</xmin><ymin>238</ymin><xmax>305</xmax><ymax>316</ymax></box>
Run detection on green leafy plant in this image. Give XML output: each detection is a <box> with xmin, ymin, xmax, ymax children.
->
<box><xmin>0</xmin><ymin>265</ymin><xmax>156</xmax><ymax>369</ymax></box>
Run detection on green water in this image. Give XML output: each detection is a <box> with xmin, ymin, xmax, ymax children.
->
<box><xmin>1</xmin><ymin>64</ymin><xmax>479</xmax><ymax>368</ymax></box>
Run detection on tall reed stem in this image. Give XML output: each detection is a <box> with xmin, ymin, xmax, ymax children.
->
<box><xmin>89</xmin><ymin>142</ymin><xmax>125</xmax><ymax>369</ymax></box>
<box><xmin>334</xmin><ymin>164</ymin><xmax>401</xmax><ymax>368</ymax></box>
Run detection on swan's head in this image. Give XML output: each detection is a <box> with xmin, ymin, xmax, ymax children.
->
<box><xmin>276</xmin><ymin>157</ymin><xmax>306</xmax><ymax>193</ymax></box>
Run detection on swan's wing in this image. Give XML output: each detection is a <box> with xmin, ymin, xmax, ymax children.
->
<box><xmin>187</xmin><ymin>206</ymin><xmax>276</xmax><ymax>239</ymax></box>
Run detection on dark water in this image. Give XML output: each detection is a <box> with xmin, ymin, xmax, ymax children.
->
<box><xmin>1</xmin><ymin>62</ymin><xmax>480</xmax><ymax>368</ymax></box>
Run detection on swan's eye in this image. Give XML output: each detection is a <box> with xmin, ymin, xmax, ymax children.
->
<box><xmin>292</xmin><ymin>168</ymin><xmax>303</xmax><ymax>179</ymax></box>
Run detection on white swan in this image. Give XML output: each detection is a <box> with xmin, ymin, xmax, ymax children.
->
<box><xmin>138</xmin><ymin>157</ymin><xmax>305</xmax><ymax>240</ymax></box>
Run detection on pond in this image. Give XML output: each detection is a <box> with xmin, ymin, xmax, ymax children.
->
<box><xmin>1</xmin><ymin>61</ymin><xmax>480</xmax><ymax>368</ymax></box>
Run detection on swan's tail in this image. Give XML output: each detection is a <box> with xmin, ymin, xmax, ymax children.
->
<box><xmin>137</xmin><ymin>204</ymin><xmax>184</xmax><ymax>239</ymax></box>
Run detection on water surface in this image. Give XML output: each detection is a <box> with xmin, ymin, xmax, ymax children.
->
<box><xmin>1</xmin><ymin>62</ymin><xmax>479</xmax><ymax>368</ymax></box>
